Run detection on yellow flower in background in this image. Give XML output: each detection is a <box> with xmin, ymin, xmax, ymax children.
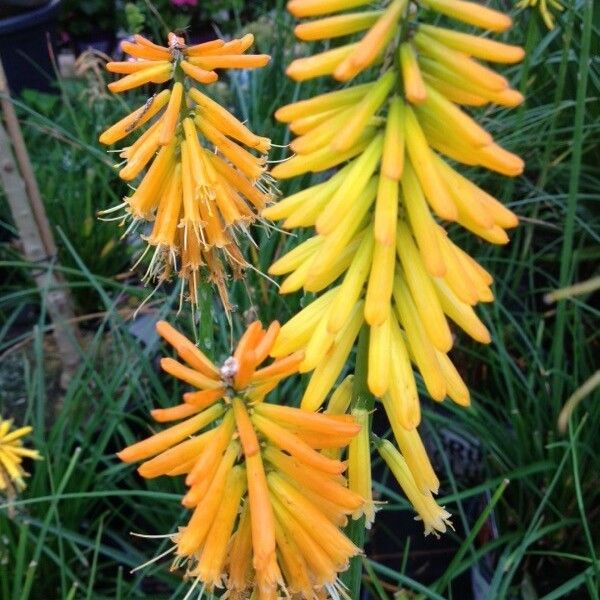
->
<box><xmin>516</xmin><ymin>0</ymin><xmax>564</xmax><ymax>29</ymax></box>
<box><xmin>100</xmin><ymin>33</ymin><xmax>273</xmax><ymax>309</ymax></box>
<box><xmin>265</xmin><ymin>0</ymin><xmax>525</xmax><ymax>524</ymax></box>
<box><xmin>0</xmin><ymin>418</ymin><xmax>41</xmax><ymax>497</ymax></box>
<box><xmin>119</xmin><ymin>320</ymin><xmax>366</xmax><ymax>598</ymax></box>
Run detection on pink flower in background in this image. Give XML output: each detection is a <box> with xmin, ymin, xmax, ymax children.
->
<box><xmin>171</xmin><ymin>0</ymin><xmax>197</xmax><ymax>6</ymax></box>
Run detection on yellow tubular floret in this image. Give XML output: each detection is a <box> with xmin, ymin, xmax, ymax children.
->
<box><xmin>423</xmin><ymin>0</ymin><xmax>512</xmax><ymax>33</ymax></box>
<box><xmin>294</xmin><ymin>11</ymin><xmax>382</xmax><ymax>40</ymax></box>
<box><xmin>288</xmin><ymin>0</ymin><xmax>374</xmax><ymax>18</ymax></box>
<box><xmin>400</xmin><ymin>43</ymin><xmax>427</xmax><ymax>105</ymax></box>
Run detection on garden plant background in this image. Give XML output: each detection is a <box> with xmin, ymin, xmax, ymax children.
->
<box><xmin>0</xmin><ymin>0</ymin><xmax>599</xmax><ymax>599</ymax></box>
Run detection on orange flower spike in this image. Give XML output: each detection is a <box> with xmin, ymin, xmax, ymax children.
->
<box><xmin>160</xmin><ymin>357</ymin><xmax>223</xmax><ymax>390</ymax></box>
<box><xmin>251</xmin><ymin>351</ymin><xmax>304</xmax><ymax>382</ymax></box>
<box><xmin>156</xmin><ymin>320</ymin><xmax>219</xmax><ymax>378</ymax></box>
<box><xmin>251</xmin><ymin>413</ymin><xmax>347</xmax><ymax>475</ymax></box>
<box><xmin>117</xmin><ymin>403</ymin><xmax>224</xmax><ymax>463</ymax></box>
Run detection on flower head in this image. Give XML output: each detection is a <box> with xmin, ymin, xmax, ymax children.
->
<box><xmin>118</xmin><ymin>320</ymin><xmax>366</xmax><ymax>598</ymax></box>
<box><xmin>516</xmin><ymin>0</ymin><xmax>564</xmax><ymax>29</ymax></box>
<box><xmin>0</xmin><ymin>418</ymin><xmax>41</xmax><ymax>498</ymax></box>
<box><xmin>265</xmin><ymin>0</ymin><xmax>524</xmax><ymax>529</ymax></box>
<box><xmin>100</xmin><ymin>33</ymin><xmax>273</xmax><ymax>309</ymax></box>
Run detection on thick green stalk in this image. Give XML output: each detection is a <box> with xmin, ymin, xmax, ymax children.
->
<box><xmin>342</xmin><ymin>324</ymin><xmax>374</xmax><ymax>599</ymax></box>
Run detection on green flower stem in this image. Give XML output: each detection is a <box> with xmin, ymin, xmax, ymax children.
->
<box><xmin>342</xmin><ymin>323</ymin><xmax>375</xmax><ymax>599</ymax></box>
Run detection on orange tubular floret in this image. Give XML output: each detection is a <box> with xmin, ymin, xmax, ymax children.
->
<box><xmin>180</xmin><ymin>60</ymin><xmax>219</xmax><ymax>84</ymax></box>
<box><xmin>188</xmin><ymin>54</ymin><xmax>270</xmax><ymax>70</ymax></box>
<box><xmin>232</xmin><ymin>398</ymin><xmax>260</xmax><ymax>457</ymax></box>
<box><xmin>156</xmin><ymin>322</ymin><xmax>219</xmax><ymax>375</ymax></box>
<box><xmin>134</xmin><ymin>34</ymin><xmax>169</xmax><ymax>52</ymax></box>
<box><xmin>251</xmin><ymin>352</ymin><xmax>304</xmax><ymax>382</ymax></box>
<box><xmin>151</xmin><ymin>403</ymin><xmax>204</xmax><ymax>423</ymax></box>
<box><xmin>160</xmin><ymin>357</ymin><xmax>223</xmax><ymax>390</ymax></box>
<box><xmin>252</xmin><ymin>322</ymin><xmax>280</xmax><ymax>365</ymax></box>
<box><xmin>107</xmin><ymin>63</ymin><xmax>172</xmax><ymax>93</ymax></box>
<box><xmin>106</xmin><ymin>60</ymin><xmax>167</xmax><ymax>74</ymax></box>
<box><xmin>245</xmin><ymin>451</ymin><xmax>280</xmax><ymax>587</ymax></box>
<box><xmin>117</xmin><ymin>403</ymin><xmax>224</xmax><ymax>463</ymax></box>
<box><xmin>159</xmin><ymin>81</ymin><xmax>183</xmax><ymax>145</ymax></box>
<box><xmin>253</xmin><ymin>403</ymin><xmax>360</xmax><ymax>436</ymax></box>
<box><xmin>121</xmin><ymin>40</ymin><xmax>171</xmax><ymax>61</ymax></box>
<box><xmin>137</xmin><ymin>429</ymin><xmax>217</xmax><ymax>479</ymax></box>
<box><xmin>183</xmin><ymin>388</ymin><xmax>226</xmax><ymax>408</ymax></box>
<box><xmin>251</xmin><ymin>414</ymin><xmax>347</xmax><ymax>475</ymax></box>
<box><xmin>186</xmin><ymin>39</ymin><xmax>226</xmax><ymax>56</ymax></box>
<box><xmin>233</xmin><ymin>321</ymin><xmax>264</xmax><ymax>388</ymax></box>
<box><xmin>209</xmin><ymin>154</ymin><xmax>270</xmax><ymax>208</ymax></box>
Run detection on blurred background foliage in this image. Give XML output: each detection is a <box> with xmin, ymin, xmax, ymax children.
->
<box><xmin>0</xmin><ymin>1</ymin><xmax>599</xmax><ymax>599</ymax></box>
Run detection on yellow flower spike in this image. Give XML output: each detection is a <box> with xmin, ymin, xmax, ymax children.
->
<box><xmin>376</xmin><ymin>438</ymin><xmax>453</xmax><ymax>536</ymax></box>
<box><xmin>388</xmin><ymin>315</ymin><xmax>420</xmax><ymax>429</ymax></box>
<box><xmin>368</xmin><ymin>316</ymin><xmax>391</xmax><ymax>397</ymax></box>
<box><xmin>422</xmin><ymin>0</ymin><xmax>512</xmax><ymax>33</ymax></box>
<box><xmin>364</xmin><ymin>237</ymin><xmax>396</xmax><ymax>326</ymax></box>
<box><xmin>99</xmin><ymin>89</ymin><xmax>171</xmax><ymax>145</ymax></box>
<box><xmin>393</xmin><ymin>275</ymin><xmax>447</xmax><ymax>401</ymax></box>
<box><xmin>331</xmin><ymin>70</ymin><xmax>395</xmax><ymax>152</ymax></box>
<box><xmin>400</xmin><ymin>43</ymin><xmax>427</xmax><ymax>105</ymax></box>
<box><xmin>295</xmin><ymin>11</ymin><xmax>383</xmax><ymax>41</ymax></box>
<box><xmin>316</xmin><ymin>136</ymin><xmax>384</xmax><ymax>235</ymax></box>
<box><xmin>381</xmin><ymin>95</ymin><xmax>405</xmax><ymax>181</ymax></box>
<box><xmin>400</xmin><ymin>161</ymin><xmax>446</xmax><ymax>277</ymax></box>
<box><xmin>0</xmin><ymin>418</ymin><xmax>41</xmax><ymax>495</ymax></box>
<box><xmin>396</xmin><ymin>221</ymin><xmax>453</xmax><ymax>353</ymax></box>
<box><xmin>327</xmin><ymin>229</ymin><xmax>373</xmax><ymax>334</ymax></box>
<box><xmin>348</xmin><ymin>408</ymin><xmax>375</xmax><ymax>526</ymax></box>
<box><xmin>434</xmin><ymin>279</ymin><xmax>492</xmax><ymax>344</ymax></box>
<box><xmin>302</xmin><ymin>300</ymin><xmax>364</xmax><ymax>411</ymax></box>
<box><xmin>375</xmin><ymin>176</ymin><xmax>399</xmax><ymax>247</ymax></box>
<box><xmin>419</xmin><ymin>24</ymin><xmax>525</xmax><ymax>64</ymax></box>
<box><xmin>404</xmin><ymin>107</ymin><xmax>457</xmax><ymax>221</ymax></box>
<box><xmin>334</xmin><ymin>0</ymin><xmax>406</xmax><ymax>82</ymax></box>
<box><xmin>276</xmin><ymin>82</ymin><xmax>375</xmax><ymax>123</ymax></box>
<box><xmin>286</xmin><ymin>43</ymin><xmax>359</xmax><ymax>81</ymax></box>
<box><xmin>287</xmin><ymin>0</ymin><xmax>373</xmax><ymax>18</ymax></box>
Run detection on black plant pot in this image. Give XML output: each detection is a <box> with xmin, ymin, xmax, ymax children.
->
<box><xmin>0</xmin><ymin>0</ymin><xmax>62</xmax><ymax>95</ymax></box>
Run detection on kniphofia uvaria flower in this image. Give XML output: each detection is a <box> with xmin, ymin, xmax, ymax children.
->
<box><xmin>118</xmin><ymin>320</ymin><xmax>366</xmax><ymax>598</ymax></box>
<box><xmin>100</xmin><ymin>32</ymin><xmax>273</xmax><ymax>309</ymax></box>
<box><xmin>0</xmin><ymin>418</ymin><xmax>41</xmax><ymax>498</ymax></box>
<box><xmin>264</xmin><ymin>0</ymin><xmax>524</xmax><ymax>522</ymax></box>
